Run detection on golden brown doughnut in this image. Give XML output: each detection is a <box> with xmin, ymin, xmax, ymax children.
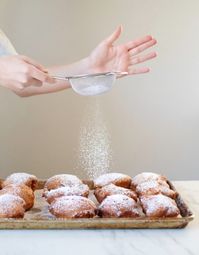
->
<box><xmin>2</xmin><ymin>173</ymin><xmax>38</xmax><ymax>191</ymax></box>
<box><xmin>140</xmin><ymin>194</ymin><xmax>180</xmax><ymax>217</ymax></box>
<box><xmin>0</xmin><ymin>194</ymin><xmax>25</xmax><ymax>218</ymax></box>
<box><xmin>136</xmin><ymin>180</ymin><xmax>177</xmax><ymax>199</ymax></box>
<box><xmin>98</xmin><ymin>194</ymin><xmax>143</xmax><ymax>218</ymax></box>
<box><xmin>44</xmin><ymin>174</ymin><xmax>82</xmax><ymax>192</ymax></box>
<box><xmin>49</xmin><ymin>196</ymin><xmax>97</xmax><ymax>218</ymax></box>
<box><xmin>94</xmin><ymin>173</ymin><xmax>132</xmax><ymax>189</ymax></box>
<box><xmin>94</xmin><ymin>183</ymin><xmax>137</xmax><ymax>203</ymax></box>
<box><xmin>131</xmin><ymin>172</ymin><xmax>167</xmax><ymax>190</ymax></box>
<box><xmin>44</xmin><ymin>183</ymin><xmax>90</xmax><ymax>204</ymax></box>
<box><xmin>0</xmin><ymin>184</ymin><xmax>35</xmax><ymax>210</ymax></box>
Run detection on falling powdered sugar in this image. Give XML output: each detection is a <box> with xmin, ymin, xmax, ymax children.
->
<box><xmin>75</xmin><ymin>99</ymin><xmax>113</xmax><ymax>179</ymax></box>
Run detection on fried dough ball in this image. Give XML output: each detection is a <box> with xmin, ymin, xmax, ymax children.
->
<box><xmin>131</xmin><ymin>172</ymin><xmax>167</xmax><ymax>190</ymax></box>
<box><xmin>49</xmin><ymin>196</ymin><xmax>97</xmax><ymax>218</ymax></box>
<box><xmin>140</xmin><ymin>194</ymin><xmax>180</xmax><ymax>217</ymax></box>
<box><xmin>0</xmin><ymin>194</ymin><xmax>25</xmax><ymax>218</ymax></box>
<box><xmin>44</xmin><ymin>174</ymin><xmax>82</xmax><ymax>192</ymax></box>
<box><xmin>98</xmin><ymin>194</ymin><xmax>143</xmax><ymax>218</ymax></box>
<box><xmin>44</xmin><ymin>184</ymin><xmax>90</xmax><ymax>204</ymax></box>
<box><xmin>136</xmin><ymin>180</ymin><xmax>177</xmax><ymax>199</ymax></box>
<box><xmin>2</xmin><ymin>173</ymin><xmax>38</xmax><ymax>191</ymax></box>
<box><xmin>94</xmin><ymin>183</ymin><xmax>137</xmax><ymax>203</ymax></box>
<box><xmin>94</xmin><ymin>173</ymin><xmax>132</xmax><ymax>189</ymax></box>
<box><xmin>0</xmin><ymin>184</ymin><xmax>35</xmax><ymax>210</ymax></box>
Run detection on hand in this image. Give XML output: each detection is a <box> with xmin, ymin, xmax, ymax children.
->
<box><xmin>0</xmin><ymin>55</ymin><xmax>54</xmax><ymax>92</ymax></box>
<box><xmin>88</xmin><ymin>26</ymin><xmax>157</xmax><ymax>77</ymax></box>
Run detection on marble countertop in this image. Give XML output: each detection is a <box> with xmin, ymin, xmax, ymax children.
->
<box><xmin>0</xmin><ymin>181</ymin><xmax>198</xmax><ymax>255</ymax></box>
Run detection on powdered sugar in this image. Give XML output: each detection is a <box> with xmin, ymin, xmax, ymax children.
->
<box><xmin>3</xmin><ymin>173</ymin><xmax>37</xmax><ymax>187</ymax></box>
<box><xmin>136</xmin><ymin>180</ymin><xmax>163</xmax><ymax>194</ymax></box>
<box><xmin>97</xmin><ymin>183</ymin><xmax>137</xmax><ymax>200</ymax></box>
<box><xmin>0</xmin><ymin>194</ymin><xmax>25</xmax><ymax>216</ymax></box>
<box><xmin>94</xmin><ymin>172</ymin><xmax>131</xmax><ymax>187</ymax></box>
<box><xmin>45</xmin><ymin>184</ymin><xmax>89</xmax><ymax>203</ymax></box>
<box><xmin>49</xmin><ymin>195</ymin><xmax>96</xmax><ymax>218</ymax></box>
<box><xmin>45</xmin><ymin>174</ymin><xmax>82</xmax><ymax>190</ymax></box>
<box><xmin>132</xmin><ymin>172</ymin><xmax>167</xmax><ymax>187</ymax></box>
<box><xmin>136</xmin><ymin>180</ymin><xmax>176</xmax><ymax>198</ymax></box>
<box><xmin>140</xmin><ymin>194</ymin><xmax>180</xmax><ymax>217</ymax></box>
<box><xmin>75</xmin><ymin>99</ymin><xmax>113</xmax><ymax>179</ymax></box>
<box><xmin>99</xmin><ymin>194</ymin><xmax>142</xmax><ymax>217</ymax></box>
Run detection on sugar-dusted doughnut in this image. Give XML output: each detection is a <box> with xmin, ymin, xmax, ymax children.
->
<box><xmin>49</xmin><ymin>196</ymin><xmax>97</xmax><ymax>218</ymax></box>
<box><xmin>140</xmin><ymin>194</ymin><xmax>180</xmax><ymax>217</ymax></box>
<box><xmin>0</xmin><ymin>184</ymin><xmax>35</xmax><ymax>210</ymax></box>
<box><xmin>2</xmin><ymin>172</ymin><xmax>38</xmax><ymax>191</ymax></box>
<box><xmin>44</xmin><ymin>183</ymin><xmax>90</xmax><ymax>204</ymax></box>
<box><xmin>94</xmin><ymin>173</ymin><xmax>132</xmax><ymax>189</ymax></box>
<box><xmin>94</xmin><ymin>183</ymin><xmax>137</xmax><ymax>203</ymax></box>
<box><xmin>44</xmin><ymin>174</ymin><xmax>82</xmax><ymax>192</ymax></box>
<box><xmin>98</xmin><ymin>194</ymin><xmax>143</xmax><ymax>218</ymax></box>
<box><xmin>136</xmin><ymin>180</ymin><xmax>177</xmax><ymax>199</ymax></box>
<box><xmin>131</xmin><ymin>172</ymin><xmax>167</xmax><ymax>190</ymax></box>
<box><xmin>0</xmin><ymin>194</ymin><xmax>25</xmax><ymax>218</ymax></box>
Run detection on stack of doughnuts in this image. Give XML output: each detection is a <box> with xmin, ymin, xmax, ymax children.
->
<box><xmin>94</xmin><ymin>173</ymin><xmax>143</xmax><ymax>218</ymax></box>
<box><xmin>0</xmin><ymin>173</ymin><xmax>38</xmax><ymax>218</ymax></box>
<box><xmin>131</xmin><ymin>172</ymin><xmax>180</xmax><ymax>217</ymax></box>
<box><xmin>93</xmin><ymin>172</ymin><xmax>180</xmax><ymax>218</ymax></box>
<box><xmin>43</xmin><ymin>174</ymin><xmax>96</xmax><ymax>218</ymax></box>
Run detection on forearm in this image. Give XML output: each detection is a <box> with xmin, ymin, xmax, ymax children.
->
<box><xmin>16</xmin><ymin>57</ymin><xmax>91</xmax><ymax>97</ymax></box>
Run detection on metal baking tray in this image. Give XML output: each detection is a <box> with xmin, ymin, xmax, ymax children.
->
<box><xmin>0</xmin><ymin>179</ymin><xmax>194</xmax><ymax>229</ymax></box>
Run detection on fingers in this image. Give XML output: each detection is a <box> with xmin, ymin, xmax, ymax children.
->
<box><xmin>129</xmin><ymin>39</ymin><xmax>157</xmax><ymax>56</ymax></box>
<box><xmin>29</xmin><ymin>65</ymin><xmax>53</xmax><ymax>85</ymax></box>
<box><xmin>126</xmin><ymin>35</ymin><xmax>153</xmax><ymax>50</ymax></box>
<box><xmin>130</xmin><ymin>51</ymin><xmax>157</xmax><ymax>65</ymax></box>
<box><xmin>20</xmin><ymin>55</ymin><xmax>47</xmax><ymax>72</ymax></box>
<box><xmin>128</xmin><ymin>66</ymin><xmax>150</xmax><ymax>75</ymax></box>
<box><xmin>105</xmin><ymin>25</ymin><xmax>122</xmax><ymax>45</ymax></box>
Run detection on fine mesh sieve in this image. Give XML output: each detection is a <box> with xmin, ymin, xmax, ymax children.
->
<box><xmin>52</xmin><ymin>71</ymin><xmax>128</xmax><ymax>96</ymax></box>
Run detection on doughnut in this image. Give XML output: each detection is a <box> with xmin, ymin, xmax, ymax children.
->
<box><xmin>94</xmin><ymin>173</ymin><xmax>132</xmax><ymax>189</ymax></box>
<box><xmin>44</xmin><ymin>183</ymin><xmax>90</xmax><ymax>204</ymax></box>
<box><xmin>49</xmin><ymin>196</ymin><xmax>97</xmax><ymax>218</ymax></box>
<box><xmin>94</xmin><ymin>183</ymin><xmax>137</xmax><ymax>203</ymax></box>
<box><xmin>0</xmin><ymin>194</ymin><xmax>25</xmax><ymax>218</ymax></box>
<box><xmin>2</xmin><ymin>173</ymin><xmax>38</xmax><ymax>191</ymax></box>
<box><xmin>140</xmin><ymin>194</ymin><xmax>180</xmax><ymax>217</ymax></box>
<box><xmin>131</xmin><ymin>172</ymin><xmax>167</xmax><ymax>190</ymax></box>
<box><xmin>98</xmin><ymin>194</ymin><xmax>143</xmax><ymax>218</ymax></box>
<box><xmin>0</xmin><ymin>184</ymin><xmax>35</xmax><ymax>210</ymax></box>
<box><xmin>44</xmin><ymin>174</ymin><xmax>82</xmax><ymax>192</ymax></box>
<box><xmin>136</xmin><ymin>180</ymin><xmax>177</xmax><ymax>199</ymax></box>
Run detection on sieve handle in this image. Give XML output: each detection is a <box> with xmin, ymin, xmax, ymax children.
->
<box><xmin>51</xmin><ymin>75</ymin><xmax>70</xmax><ymax>81</ymax></box>
<box><xmin>52</xmin><ymin>71</ymin><xmax>128</xmax><ymax>81</ymax></box>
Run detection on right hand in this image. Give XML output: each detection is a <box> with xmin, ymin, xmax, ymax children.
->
<box><xmin>0</xmin><ymin>55</ymin><xmax>54</xmax><ymax>92</ymax></box>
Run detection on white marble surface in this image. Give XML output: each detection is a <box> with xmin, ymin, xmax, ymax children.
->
<box><xmin>0</xmin><ymin>181</ymin><xmax>198</xmax><ymax>255</ymax></box>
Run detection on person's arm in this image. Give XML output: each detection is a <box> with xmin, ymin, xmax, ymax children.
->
<box><xmin>13</xmin><ymin>26</ymin><xmax>157</xmax><ymax>97</ymax></box>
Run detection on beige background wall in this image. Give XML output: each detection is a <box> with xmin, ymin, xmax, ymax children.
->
<box><xmin>0</xmin><ymin>0</ymin><xmax>199</xmax><ymax>180</ymax></box>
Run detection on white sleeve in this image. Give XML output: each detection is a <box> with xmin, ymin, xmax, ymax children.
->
<box><xmin>0</xmin><ymin>29</ymin><xmax>17</xmax><ymax>56</ymax></box>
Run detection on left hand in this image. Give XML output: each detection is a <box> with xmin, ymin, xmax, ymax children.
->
<box><xmin>88</xmin><ymin>25</ymin><xmax>157</xmax><ymax>77</ymax></box>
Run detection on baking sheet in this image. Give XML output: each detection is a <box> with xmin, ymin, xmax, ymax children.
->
<box><xmin>0</xmin><ymin>179</ymin><xmax>194</xmax><ymax>229</ymax></box>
